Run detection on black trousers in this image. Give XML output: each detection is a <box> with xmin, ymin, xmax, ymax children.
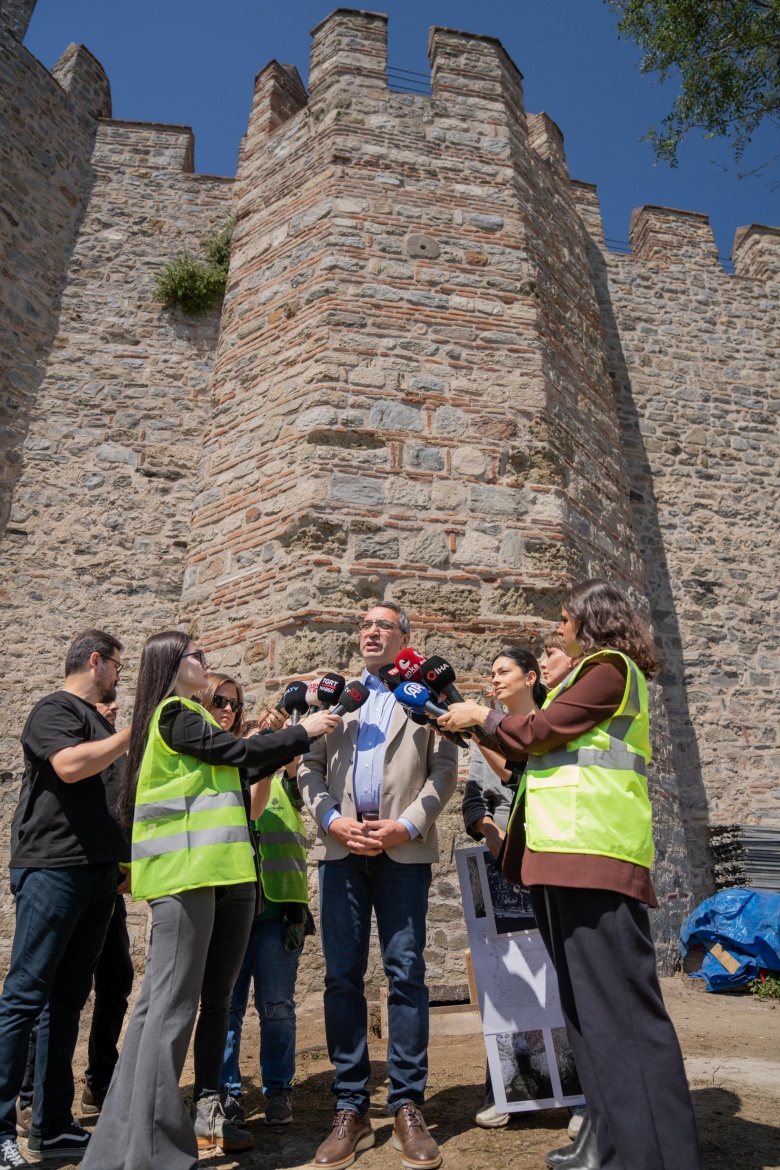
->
<box><xmin>19</xmin><ymin>895</ymin><xmax>134</xmax><ymax>1107</ymax></box>
<box><xmin>529</xmin><ymin>885</ymin><xmax>701</xmax><ymax>1170</ymax></box>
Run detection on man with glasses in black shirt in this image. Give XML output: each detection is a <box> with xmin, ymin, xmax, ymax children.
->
<box><xmin>0</xmin><ymin>630</ymin><xmax>130</xmax><ymax>1169</ymax></box>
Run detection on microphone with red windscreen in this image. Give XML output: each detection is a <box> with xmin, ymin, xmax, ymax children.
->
<box><xmin>394</xmin><ymin>648</ymin><xmax>427</xmax><ymax>682</ymax></box>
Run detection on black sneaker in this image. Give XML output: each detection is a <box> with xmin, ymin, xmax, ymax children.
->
<box><xmin>0</xmin><ymin>1139</ymin><xmax>28</xmax><ymax>1169</ymax></box>
<box><xmin>26</xmin><ymin>1122</ymin><xmax>90</xmax><ymax>1162</ymax></box>
<box><xmin>221</xmin><ymin>1090</ymin><xmax>247</xmax><ymax>1129</ymax></box>
<box><xmin>264</xmin><ymin>1089</ymin><xmax>292</xmax><ymax>1125</ymax></box>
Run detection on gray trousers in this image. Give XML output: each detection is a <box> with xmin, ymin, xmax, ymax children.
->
<box><xmin>82</xmin><ymin>888</ymin><xmax>215</xmax><ymax>1170</ymax></box>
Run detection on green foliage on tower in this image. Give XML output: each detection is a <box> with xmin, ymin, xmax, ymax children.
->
<box><xmin>155</xmin><ymin>218</ymin><xmax>235</xmax><ymax>314</ymax></box>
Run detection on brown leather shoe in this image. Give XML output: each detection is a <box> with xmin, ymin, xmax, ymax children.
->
<box><xmin>312</xmin><ymin>1108</ymin><xmax>375</xmax><ymax>1169</ymax></box>
<box><xmin>392</xmin><ymin>1103</ymin><xmax>442</xmax><ymax>1169</ymax></box>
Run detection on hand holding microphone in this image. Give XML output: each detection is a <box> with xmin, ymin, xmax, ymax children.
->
<box><xmin>393</xmin><ymin>651</ymin><xmax>487</xmax><ymax>740</ymax></box>
<box><xmin>393</xmin><ymin>680</ymin><xmax>470</xmax><ymax>750</ymax></box>
<box><xmin>305</xmin><ymin>679</ymin><xmax>369</xmax><ymax>743</ymax></box>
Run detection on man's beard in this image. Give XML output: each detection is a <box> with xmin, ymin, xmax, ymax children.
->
<box><xmin>96</xmin><ymin>676</ymin><xmax>117</xmax><ymax>704</ymax></box>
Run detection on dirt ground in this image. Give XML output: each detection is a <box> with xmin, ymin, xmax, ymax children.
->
<box><xmin>29</xmin><ymin>976</ymin><xmax>780</xmax><ymax>1170</ymax></box>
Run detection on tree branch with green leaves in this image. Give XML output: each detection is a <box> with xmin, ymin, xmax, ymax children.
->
<box><xmin>607</xmin><ymin>0</ymin><xmax>780</xmax><ymax>168</ymax></box>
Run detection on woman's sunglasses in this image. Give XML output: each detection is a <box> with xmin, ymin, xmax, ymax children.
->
<box><xmin>212</xmin><ymin>694</ymin><xmax>243</xmax><ymax>715</ymax></box>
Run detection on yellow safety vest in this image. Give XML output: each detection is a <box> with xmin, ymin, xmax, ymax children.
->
<box><xmin>524</xmin><ymin>650</ymin><xmax>654</xmax><ymax>868</ymax></box>
<box><xmin>131</xmin><ymin>696</ymin><xmax>256</xmax><ymax>901</ymax></box>
<box><xmin>253</xmin><ymin>774</ymin><xmax>309</xmax><ymax>904</ymax></box>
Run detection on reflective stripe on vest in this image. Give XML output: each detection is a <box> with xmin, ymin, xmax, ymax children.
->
<box><xmin>131</xmin><ymin>696</ymin><xmax>256</xmax><ymax>901</ymax></box>
<box><xmin>133</xmin><ymin>789</ymin><xmax>245</xmax><ymax>823</ymax></box>
<box><xmin>255</xmin><ymin>774</ymin><xmax>309</xmax><ymax>904</ymax></box>
<box><xmin>525</xmin><ymin>650</ymin><xmax>654</xmax><ymax>868</ymax></box>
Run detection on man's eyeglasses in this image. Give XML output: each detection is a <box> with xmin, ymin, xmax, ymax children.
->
<box><xmin>356</xmin><ymin>619</ymin><xmax>400</xmax><ymax>632</ymax></box>
<box><xmin>212</xmin><ymin>694</ymin><xmax>243</xmax><ymax>715</ymax></box>
<box><xmin>100</xmin><ymin>654</ymin><xmax>124</xmax><ymax>675</ymax></box>
<box><xmin>180</xmin><ymin>649</ymin><xmax>208</xmax><ymax>667</ymax></box>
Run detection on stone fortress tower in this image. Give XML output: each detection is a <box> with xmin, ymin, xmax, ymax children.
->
<box><xmin>1</xmin><ymin>1</ymin><xmax>778</xmax><ymax>991</ymax></box>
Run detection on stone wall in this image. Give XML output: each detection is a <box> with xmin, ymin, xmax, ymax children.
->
<box><xmin>574</xmin><ymin>188</ymin><xmax>780</xmax><ymax>903</ymax></box>
<box><xmin>180</xmin><ymin>11</ymin><xmax>693</xmax><ymax>987</ymax></box>
<box><xmin>1</xmin><ymin>6</ymin><xmax>777</xmax><ymax>989</ymax></box>
<box><xmin>0</xmin><ymin>87</ymin><xmax>234</xmax><ymax>962</ymax></box>
<box><xmin>0</xmin><ymin>18</ymin><xmax>111</xmax><ymax>539</ymax></box>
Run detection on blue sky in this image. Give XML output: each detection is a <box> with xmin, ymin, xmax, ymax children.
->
<box><xmin>25</xmin><ymin>0</ymin><xmax>778</xmax><ymax>259</ymax></box>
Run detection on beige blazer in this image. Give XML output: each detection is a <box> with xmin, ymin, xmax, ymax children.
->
<box><xmin>297</xmin><ymin>701</ymin><xmax>458</xmax><ymax>863</ymax></box>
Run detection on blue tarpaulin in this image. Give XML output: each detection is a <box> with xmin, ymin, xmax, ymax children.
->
<box><xmin>679</xmin><ymin>887</ymin><xmax>780</xmax><ymax>991</ymax></box>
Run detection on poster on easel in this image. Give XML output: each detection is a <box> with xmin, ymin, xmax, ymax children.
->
<box><xmin>455</xmin><ymin>845</ymin><xmax>585</xmax><ymax>1114</ymax></box>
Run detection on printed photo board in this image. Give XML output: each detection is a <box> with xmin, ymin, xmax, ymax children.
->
<box><xmin>455</xmin><ymin>845</ymin><xmax>585</xmax><ymax>1114</ymax></box>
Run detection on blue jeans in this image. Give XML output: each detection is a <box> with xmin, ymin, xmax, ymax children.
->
<box><xmin>0</xmin><ymin>864</ymin><xmax>119</xmax><ymax>1141</ymax></box>
<box><xmin>318</xmin><ymin>852</ymin><xmax>432</xmax><ymax>1115</ymax></box>
<box><xmin>221</xmin><ymin>917</ymin><xmax>302</xmax><ymax>1096</ymax></box>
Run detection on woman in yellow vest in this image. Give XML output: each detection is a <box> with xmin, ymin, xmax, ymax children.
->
<box><xmin>196</xmin><ymin>676</ymin><xmax>312</xmax><ymax>1129</ymax></box>
<box><xmin>82</xmin><ymin>632</ymin><xmax>340</xmax><ymax>1170</ymax></box>
<box><xmin>439</xmin><ymin>580</ymin><xmax>701</xmax><ymax>1170</ymax></box>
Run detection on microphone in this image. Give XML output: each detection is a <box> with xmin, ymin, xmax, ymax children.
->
<box><xmin>305</xmin><ymin>679</ymin><xmax>322</xmax><ymax>712</ymax></box>
<box><xmin>330</xmin><ymin>680</ymin><xmax>370</xmax><ymax>717</ymax></box>
<box><xmin>394</xmin><ymin>648</ymin><xmax>427</xmax><ymax>682</ymax></box>
<box><xmin>394</xmin><ymin>681</ymin><xmax>470</xmax><ymax>750</ymax></box>
<box><xmin>282</xmin><ymin>681</ymin><xmax>309</xmax><ymax>725</ymax></box>
<box><xmin>317</xmin><ymin>672</ymin><xmax>346</xmax><ymax>709</ymax></box>
<box><xmin>419</xmin><ymin>655</ymin><xmax>486</xmax><ymax>741</ymax></box>
<box><xmin>377</xmin><ymin>664</ymin><xmax>402</xmax><ymax>691</ymax></box>
<box><xmin>377</xmin><ymin>664</ymin><xmax>428</xmax><ymax>725</ymax></box>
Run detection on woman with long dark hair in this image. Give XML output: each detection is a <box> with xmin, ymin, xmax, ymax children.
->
<box><xmin>82</xmin><ymin>632</ymin><xmax>340</xmax><ymax>1170</ymax></box>
<box><xmin>440</xmin><ymin>581</ymin><xmax>700</xmax><ymax>1170</ymax></box>
<box><xmin>462</xmin><ymin>647</ymin><xmax>546</xmax><ymax>1130</ymax></box>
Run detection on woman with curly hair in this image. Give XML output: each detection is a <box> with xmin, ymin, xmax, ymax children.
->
<box><xmin>440</xmin><ymin>580</ymin><xmax>700</xmax><ymax>1170</ymax></box>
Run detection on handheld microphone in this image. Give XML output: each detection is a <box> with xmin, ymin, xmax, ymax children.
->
<box><xmin>330</xmin><ymin>680</ymin><xmax>370</xmax><ymax>717</ymax></box>
<box><xmin>394</xmin><ymin>648</ymin><xmax>427</xmax><ymax>682</ymax></box>
<box><xmin>317</xmin><ymin>672</ymin><xmax>345</xmax><ymax>709</ymax></box>
<box><xmin>377</xmin><ymin>664</ymin><xmax>402</xmax><ymax>691</ymax></box>
<box><xmin>394</xmin><ymin>681</ymin><xmax>470</xmax><ymax>750</ymax></box>
<box><xmin>305</xmin><ymin>680</ymin><xmax>323</xmax><ymax>712</ymax></box>
<box><xmin>419</xmin><ymin>655</ymin><xmax>486</xmax><ymax>741</ymax></box>
<box><xmin>377</xmin><ymin>664</ymin><xmax>428</xmax><ymax>725</ymax></box>
<box><xmin>282</xmin><ymin>681</ymin><xmax>309</xmax><ymax>725</ymax></box>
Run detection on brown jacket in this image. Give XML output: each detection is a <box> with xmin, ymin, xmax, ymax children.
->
<box><xmin>297</xmin><ymin>703</ymin><xmax>458</xmax><ymax>863</ymax></box>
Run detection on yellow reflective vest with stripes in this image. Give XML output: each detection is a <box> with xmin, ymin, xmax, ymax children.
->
<box><xmin>131</xmin><ymin>696</ymin><xmax>256</xmax><ymax>901</ymax></box>
<box><xmin>524</xmin><ymin>650</ymin><xmax>654</xmax><ymax>868</ymax></box>
<box><xmin>253</xmin><ymin>774</ymin><xmax>309</xmax><ymax>904</ymax></box>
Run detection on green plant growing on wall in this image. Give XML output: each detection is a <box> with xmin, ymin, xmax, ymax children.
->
<box><xmin>155</xmin><ymin>218</ymin><xmax>235</xmax><ymax>314</ymax></box>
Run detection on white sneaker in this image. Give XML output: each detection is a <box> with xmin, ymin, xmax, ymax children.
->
<box><xmin>568</xmin><ymin>1106</ymin><xmax>587</xmax><ymax>1140</ymax></box>
<box><xmin>475</xmin><ymin>1094</ymin><xmax>509</xmax><ymax>1128</ymax></box>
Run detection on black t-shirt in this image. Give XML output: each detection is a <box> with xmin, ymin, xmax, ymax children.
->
<box><xmin>11</xmin><ymin>691</ymin><xmax>130</xmax><ymax>869</ymax></box>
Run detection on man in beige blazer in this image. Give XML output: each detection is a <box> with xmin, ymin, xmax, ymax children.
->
<box><xmin>298</xmin><ymin>602</ymin><xmax>458</xmax><ymax>1170</ymax></box>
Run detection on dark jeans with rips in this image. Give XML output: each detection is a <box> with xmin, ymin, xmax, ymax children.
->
<box><xmin>221</xmin><ymin>917</ymin><xmax>303</xmax><ymax>1097</ymax></box>
<box><xmin>0</xmin><ymin>863</ymin><xmax>119</xmax><ymax>1142</ymax></box>
<box><xmin>19</xmin><ymin>895</ymin><xmax>134</xmax><ymax>1109</ymax></box>
<box><xmin>319</xmin><ymin>852</ymin><xmax>432</xmax><ymax>1116</ymax></box>
<box><xmin>530</xmin><ymin>884</ymin><xmax>701</xmax><ymax>1170</ymax></box>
